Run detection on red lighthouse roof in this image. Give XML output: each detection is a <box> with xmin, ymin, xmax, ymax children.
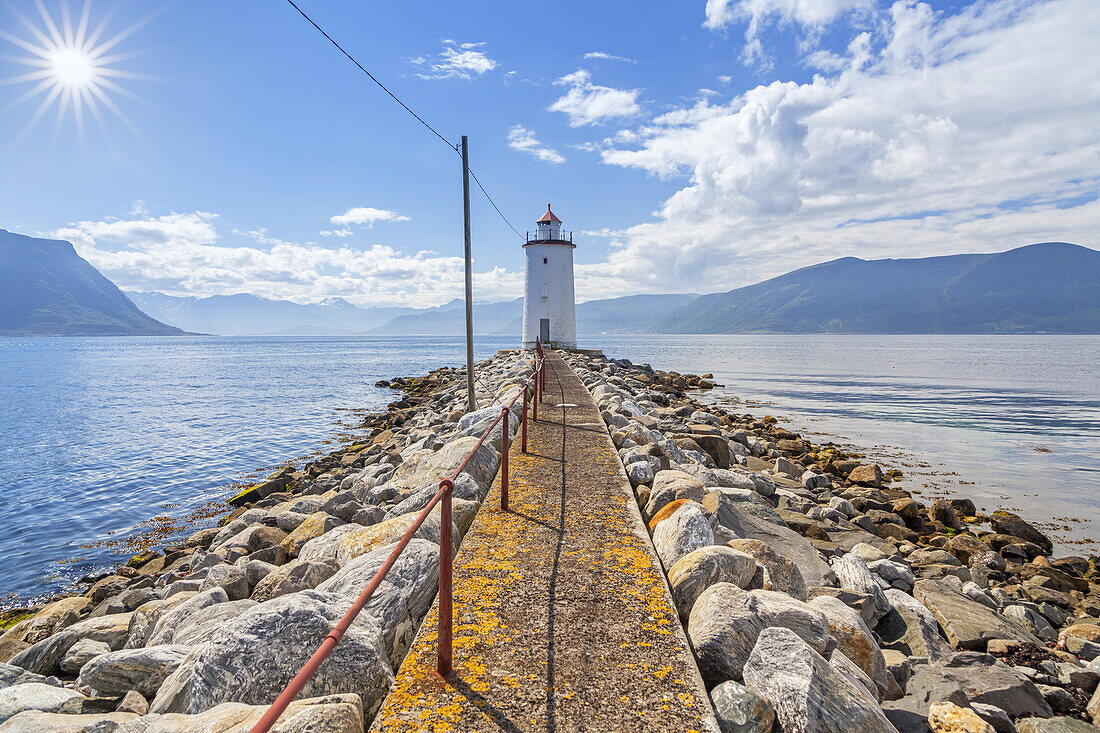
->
<box><xmin>536</xmin><ymin>204</ymin><xmax>561</xmax><ymax>224</ymax></box>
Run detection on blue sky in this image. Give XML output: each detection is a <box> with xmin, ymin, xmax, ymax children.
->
<box><xmin>2</xmin><ymin>0</ymin><xmax>1097</xmax><ymax>306</ymax></box>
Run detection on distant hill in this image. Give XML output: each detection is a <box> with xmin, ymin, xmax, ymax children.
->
<box><xmin>127</xmin><ymin>291</ymin><xmax>417</xmax><ymax>336</ymax></box>
<box><xmin>658</xmin><ymin>242</ymin><xmax>1100</xmax><ymax>334</ymax></box>
<box><xmin>0</xmin><ymin>229</ymin><xmax>184</xmax><ymax>336</ymax></box>
<box><xmin>373</xmin><ymin>293</ymin><xmax>700</xmax><ymax>336</ymax></box>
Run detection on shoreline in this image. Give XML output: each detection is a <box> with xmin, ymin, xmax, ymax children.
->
<box><xmin>2</xmin><ymin>347</ymin><xmax>1099</xmax><ymax>729</ymax></box>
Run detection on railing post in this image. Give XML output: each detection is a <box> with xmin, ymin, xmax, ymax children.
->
<box><xmin>500</xmin><ymin>406</ymin><xmax>510</xmax><ymax>511</ymax></box>
<box><xmin>437</xmin><ymin>479</ymin><xmax>453</xmax><ymax>677</ymax></box>
<box><xmin>532</xmin><ymin>369</ymin><xmax>539</xmax><ymax>422</ymax></box>
<box><xmin>521</xmin><ymin>385</ymin><xmax>528</xmax><ymax>454</ymax></box>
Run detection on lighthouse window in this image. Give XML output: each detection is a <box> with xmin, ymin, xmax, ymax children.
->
<box><xmin>540</xmin><ymin>282</ymin><xmax>549</xmax><ymax>298</ymax></box>
<box><xmin>543</xmin><ymin>257</ymin><xmax>548</xmax><ymax>264</ymax></box>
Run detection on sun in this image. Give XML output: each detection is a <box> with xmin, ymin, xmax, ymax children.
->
<box><xmin>50</xmin><ymin>47</ymin><xmax>95</xmax><ymax>88</ymax></box>
<box><xmin>0</xmin><ymin>0</ymin><xmax>158</xmax><ymax>143</ymax></box>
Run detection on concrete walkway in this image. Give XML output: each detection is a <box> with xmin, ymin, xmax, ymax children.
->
<box><xmin>371</xmin><ymin>351</ymin><xmax>716</xmax><ymax>733</ymax></box>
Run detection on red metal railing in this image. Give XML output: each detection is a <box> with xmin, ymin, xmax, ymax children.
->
<box><xmin>251</xmin><ymin>343</ymin><xmax>548</xmax><ymax>733</ymax></box>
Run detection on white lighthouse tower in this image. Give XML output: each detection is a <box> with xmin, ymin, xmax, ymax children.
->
<box><xmin>522</xmin><ymin>205</ymin><xmax>577</xmax><ymax>350</ymax></box>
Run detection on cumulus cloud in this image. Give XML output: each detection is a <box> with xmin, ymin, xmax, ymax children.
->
<box><xmin>704</xmin><ymin>0</ymin><xmax>876</xmax><ymax>66</ymax></box>
<box><xmin>581</xmin><ymin>0</ymin><xmax>1100</xmax><ymax>297</ymax></box>
<box><xmin>506</xmin><ymin>125</ymin><xmax>565</xmax><ymax>164</ymax></box>
<box><xmin>54</xmin><ymin>210</ymin><xmax>521</xmax><ymax>307</ymax></box>
<box><xmin>411</xmin><ymin>40</ymin><xmax>497</xmax><ymax>80</ymax></box>
<box><xmin>549</xmin><ymin>70</ymin><xmax>641</xmax><ymax>127</ymax></box>
<box><xmin>328</xmin><ymin>207</ymin><xmax>410</xmax><ymax>228</ymax></box>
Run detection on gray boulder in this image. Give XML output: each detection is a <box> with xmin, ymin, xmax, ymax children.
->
<box><xmin>687</xmin><ymin>583</ymin><xmax>829</xmax><ymax>686</ymax></box>
<box><xmin>743</xmin><ymin>627</ymin><xmax>898</xmax><ymax>733</ymax></box>
<box><xmin>316</xmin><ymin>538</ymin><xmax>440</xmax><ymax>669</ymax></box>
<box><xmin>913</xmin><ymin>579</ymin><xmax>1040</xmax><ymax>651</ymax></box>
<box><xmin>153</xmin><ymin>590</ymin><xmax>393</xmax><ymax>721</ymax></box>
<box><xmin>668</xmin><ymin>546</ymin><xmax>757</xmax><ymax>620</ymax></box>
<box><xmin>8</xmin><ymin>613</ymin><xmax>133</xmax><ymax>676</ymax></box>
<box><xmin>727</xmin><ymin>539</ymin><xmax>808</xmax><ymax>601</ymax></box>
<box><xmin>58</xmin><ymin>638</ymin><xmax>110</xmax><ymax>675</ymax></box>
<box><xmin>76</xmin><ymin>644</ymin><xmax>189</xmax><ymax>699</ymax></box>
<box><xmin>810</xmin><ymin>595</ymin><xmax>894</xmax><ymax>700</ymax></box>
<box><xmin>165</xmin><ymin>599</ymin><xmax>258</xmax><ymax>646</ymax></box>
<box><xmin>878</xmin><ymin>589</ymin><xmax>954</xmax><ymax>661</ymax></box>
<box><xmin>652</xmin><ymin>503</ymin><xmax>715</xmax><ymax>570</ymax></box>
<box><xmin>711</xmin><ymin>679</ymin><xmax>775</xmax><ymax>733</ymax></box>
<box><xmin>645</xmin><ymin>470</ymin><xmax>706</xmax><ymax>520</ymax></box>
<box><xmin>0</xmin><ymin>664</ymin><xmax>60</xmax><ymax>692</ymax></box>
<box><xmin>147</xmin><ymin>588</ymin><xmax>229</xmax><ymax>647</ymax></box>
<box><xmin>832</xmin><ymin>554</ymin><xmax>892</xmax><ymax>622</ymax></box>
<box><xmin>0</xmin><ymin>682</ymin><xmax>84</xmax><ymax>724</ymax></box>
<box><xmin>250</xmin><ymin>558</ymin><xmax>340</xmax><ymax>603</ymax></box>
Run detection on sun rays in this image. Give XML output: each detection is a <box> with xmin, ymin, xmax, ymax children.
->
<box><xmin>0</xmin><ymin>0</ymin><xmax>158</xmax><ymax>145</ymax></box>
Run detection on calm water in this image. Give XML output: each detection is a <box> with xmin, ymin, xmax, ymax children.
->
<box><xmin>1</xmin><ymin>334</ymin><xmax>1098</xmax><ymax>606</ymax></box>
<box><xmin>586</xmin><ymin>335</ymin><xmax>1100</xmax><ymax>554</ymax></box>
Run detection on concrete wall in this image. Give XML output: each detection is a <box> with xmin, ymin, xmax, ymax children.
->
<box><xmin>522</xmin><ymin>241</ymin><xmax>577</xmax><ymax>349</ymax></box>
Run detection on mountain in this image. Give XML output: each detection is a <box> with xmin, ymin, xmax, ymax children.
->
<box><xmin>372</xmin><ymin>293</ymin><xmax>699</xmax><ymax>336</ymax></box>
<box><xmin>368</xmin><ymin>298</ymin><xmax>523</xmax><ymax>335</ymax></box>
<box><xmin>0</xmin><ymin>229</ymin><xmax>184</xmax><ymax>336</ymax></box>
<box><xmin>657</xmin><ymin>242</ymin><xmax>1100</xmax><ymax>334</ymax></box>
<box><xmin>126</xmin><ymin>291</ymin><xmax>417</xmax><ymax>336</ymax></box>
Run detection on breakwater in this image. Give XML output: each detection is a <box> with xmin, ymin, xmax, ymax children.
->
<box><xmin>1</xmin><ymin>348</ymin><xmax>1099</xmax><ymax>731</ymax></box>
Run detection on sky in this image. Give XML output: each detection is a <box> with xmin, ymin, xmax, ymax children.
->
<box><xmin>1</xmin><ymin>0</ymin><xmax>1097</xmax><ymax>307</ymax></box>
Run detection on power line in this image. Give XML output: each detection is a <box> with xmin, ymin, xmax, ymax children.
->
<box><xmin>284</xmin><ymin>0</ymin><xmax>455</xmax><ymax>151</ymax></box>
<box><xmin>469</xmin><ymin>168</ymin><xmax>523</xmax><ymax>238</ymax></box>
<box><xmin>284</xmin><ymin>0</ymin><xmax>525</xmax><ymax>240</ymax></box>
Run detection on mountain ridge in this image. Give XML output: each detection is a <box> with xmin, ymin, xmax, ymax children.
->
<box><xmin>0</xmin><ymin>229</ymin><xmax>184</xmax><ymax>336</ymax></box>
<box><xmin>658</xmin><ymin>242</ymin><xmax>1100</xmax><ymax>334</ymax></box>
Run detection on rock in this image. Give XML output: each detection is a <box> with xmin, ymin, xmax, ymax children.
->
<box><xmin>76</xmin><ymin>645</ymin><xmax>189</xmax><ymax>699</ymax></box>
<box><xmin>123</xmin><ymin>593</ymin><xmax>195</xmax><ymax>649</ymax></box>
<box><xmin>251</xmin><ymin>558</ymin><xmax>340</xmax><ymax>603</ymax></box>
<box><xmin>316</xmin><ymin>539</ymin><xmax>440</xmax><ymax>669</ymax></box>
<box><xmin>703</xmin><ymin>493</ymin><xmax>834</xmax><ymax>588</ymax></box>
<box><xmin>8</xmin><ymin>613</ymin><xmax>132</xmax><ymax>676</ymax></box>
<box><xmin>198</xmin><ymin>564</ymin><xmax>250</xmax><ymax>601</ymax></box>
<box><xmin>833</xmin><ymin>553</ymin><xmax>892</xmax><ymax>622</ymax></box>
<box><xmin>936</xmin><ymin>651</ymin><xmax>1053</xmax><ymax>718</ymax></box>
<box><xmin>116</xmin><ymin>689</ymin><xmax>148</xmax><ymax>715</ymax></box>
<box><xmin>687</xmin><ymin>583</ymin><xmax>829</xmax><ymax>685</ymax></box>
<box><xmin>652</xmin><ymin>503</ymin><xmax>715</xmax><ymax>570</ymax></box>
<box><xmin>21</xmin><ymin>597</ymin><xmax>91</xmax><ymax>644</ymax></box>
<box><xmin>914</xmin><ymin>579</ymin><xmax>1041</xmax><ymax>651</ymax></box>
<box><xmin>297</xmin><ymin>524</ymin><xmax>364</xmax><ymax>564</ymax></box>
<box><xmin>848</xmin><ymin>464</ymin><xmax>884</xmax><ymax>488</ymax></box>
<box><xmin>943</xmin><ymin>535</ymin><xmax>992</xmax><ymax>566</ymax></box>
<box><xmin>217</xmin><ymin>525</ymin><xmax>287</xmax><ymax>560</ymax></box>
<box><xmin>1018</xmin><ymin>718</ymin><xmax>1100</xmax><ymax>733</ymax></box>
<box><xmin>0</xmin><ymin>682</ymin><xmax>83</xmax><ymax>724</ymax></box>
<box><xmin>968</xmin><ymin>703</ymin><xmax>1014</xmax><ymax>733</ymax></box>
<box><xmin>1003</xmin><ymin>605</ymin><xmax>1057</xmax><ymax>643</ymax></box>
<box><xmin>279</xmin><ymin>511</ymin><xmax>343</xmax><ymax>557</ymax></box>
<box><xmin>990</xmin><ymin>511</ymin><xmax>1052</xmax><ymax>553</ymax></box>
<box><xmin>626</xmin><ymin>460</ymin><xmax>654</xmax><ymax>488</ymax></box>
<box><xmin>775</xmin><ymin>457</ymin><xmax>802</xmax><ymax>480</ymax></box>
<box><xmin>131</xmin><ymin>693</ymin><xmax>363</xmax><ymax>732</ymax></box>
<box><xmin>333</xmin><ymin>510</ymin><xmax>446</xmax><ymax>565</ymax></box>
<box><xmin>386</xmin><ymin>434</ymin><xmax>499</xmax><ymax>495</ymax></box>
<box><xmin>151</xmin><ymin>590</ymin><xmax>392</xmax><ymax>720</ymax></box>
<box><xmin>882</xmin><ymin>663</ymin><xmax>971</xmax><ymax>732</ymax></box>
<box><xmin>929</xmin><ymin>500</ymin><xmax>963</xmax><ymax>531</ymax></box>
<box><xmin>645</xmin><ymin>470</ymin><xmax>706</xmax><ymax>520</ymax></box>
<box><xmin>147</xmin><ymin>588</ymin><xmax>229</xmax><ymax>647</ymax></box>
<box><xmin>711</xmin><ymin>679</ymin><xmax>775</xmax><ymax>733</ymax></box>
<box><xmin>809</xmin><ymin>595</ymin><xmax>894</xmax><ymax>700</ymax></box>
<box><xmin>728</xmin><ymin>539</ymin><xmax>808</xmax><ymax>602</ymax></box>
<box><xmin>0</xmin><ymin>710</ymin><xmax>140</xmax><ymax>730</ymax></box>
<box><xmin>1062</xmin><ymin>623</ymin><xmax>1100</xmax><ymax>645</ymax></box>
<box><xmin>878</xmin><ymin>589</ymin><xmax>955</xmax><ymax>661</ymax></box>
<box><xmin>743</xmin><ymin>627</ymin><xmax>897</xmax><ymax>733</ymax></box>
<box><xmin>648</xmin><ymin>498</ymin><xmax>695</xmax><ymax>531</ymax></box>
<box><xmin>164</xmin><ymin>600</ymin><xmax>257</xmax><ymax>647</ymax></box>
<box><xmin>58</xmin><ymin>638</ymin><xmax>110</xmax><ymax>674</ymax></box>
<box><xmin>0</xmin><ymin>663</ymin><xmax>59</xmax><ymax>692</ymax></box>
<box><xmin>668</xmin><ymin>546</ymin><xmax>757</xmax><ymax>620</ymax></box>
<box><xmin>928</xmin><ymin>701</ymin><xmax>995</xmax><ymax>733</ymax></box>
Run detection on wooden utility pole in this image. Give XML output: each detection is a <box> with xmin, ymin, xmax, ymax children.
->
<box><xmin>461</xmin><ymin>135</ymin><xmax>476</xmax><ymax>412</ymax></box>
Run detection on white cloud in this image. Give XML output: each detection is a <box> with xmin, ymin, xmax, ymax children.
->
<box><xmin>581</xmin><ymin>0</ymin><xmax>1100</xmax><ymax>297</ymax></box>
<box><xmin>704</xmin><ymin>0</ymin><xmax>876</xmax><ymax>66</ymax></box>
<box><xmin>583</xmin><ymin>51</ymin><xmax>636</xmax><ymax>63</ymax></box>
<box><xmin>329</xmin><ymin>207</ymin><xmax>410</xmax><ymax>228</ymax></box>
<box><xmin>548</xmin><ymin>69</ymin><xmax>642</xmax><ymax>127</ymax></box>
<box><xmin>54</xmin><ymin>210</ymin><xmax>521</xmax><ymax>307</ymax></box>
<box><xmin>411</xmin><ymin>40</ymin><xmax>497</xmax><ymax>80</ymax></box>
<box><xmin>506</xmin><ymin>125</ymin><xmax>565</xmax><ymax>164</ymax></box>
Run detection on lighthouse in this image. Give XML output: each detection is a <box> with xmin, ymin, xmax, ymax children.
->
<box><xmin>522</xmin><ymin>205</ymin><xmax>577</xmax><ymax>350</ymax></box>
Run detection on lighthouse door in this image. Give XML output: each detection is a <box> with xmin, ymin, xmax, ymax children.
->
<box><xmin>539</xmin><ymin>318</ymin><xmax>550</xmax><ymax>343</ymax></box>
